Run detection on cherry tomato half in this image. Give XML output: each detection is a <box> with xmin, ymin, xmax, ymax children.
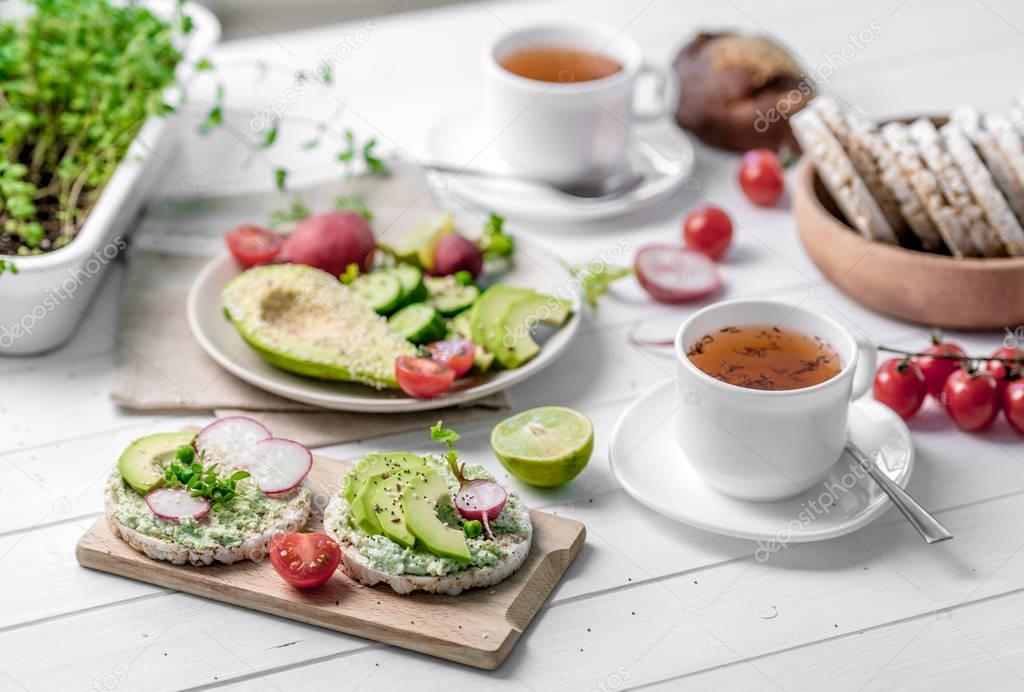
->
<box><xmin>395</xmin><ymin>355</ymin><xmax>456</xmax><ymax>398</ymax></box>
<box><xmin>226</xmin><ymin>225</ymin><xmax>284</xmax><ymax>267</ymax></box>
<box><xmin>738</xmin><ymin>149</ymin><xmax>785</xmax><ymax>207</ymax></box>
<box><xmin>682</xmin><ymin>205</ymin><xmax>733</xmax><ymax>261</ymax></box>
<box><xmin>942</xmin><ymin>369</ymin><xmax>1000</xmax><ymax>432</ymax></box>
<box><xmin>425</xmin><ymin>340</ymin><xmax>476</xmax><ymax>378</ymax></box>
<box><xmin>915</xmin><ymin>339</ymin><xmax>966</xmax><ymax>399</ymax></box>
<box><xmin>269</xmin><ymin>532</ymin><xmax>341</xmax><ymax>590</ymax></box>
<box><xmin>1004</xmin><ymin>380</ymin><xmax>1024</xmax><ymax>435</ymax></box>
<box><xmin>873</xmin><ymin>358</ymin><xmax>927</xmax><ymax>420</ymax></box>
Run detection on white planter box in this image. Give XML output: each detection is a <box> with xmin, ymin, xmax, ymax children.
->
<box><xmin>0</xmin><ymin>1</ymin><xmax>220</xmax><ymax>354</ymax></box>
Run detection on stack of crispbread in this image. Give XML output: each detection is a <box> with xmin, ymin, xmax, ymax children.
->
<box><xmin>792</xmin><ymin>95</ymin><xmax>1024</xmax><ymax>258</ymax></box>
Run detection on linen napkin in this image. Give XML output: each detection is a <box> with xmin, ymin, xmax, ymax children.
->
<box><xmin>111</xmin><ymin>164</ymin><xmax>509</xmax><ymax>448</ymax></box>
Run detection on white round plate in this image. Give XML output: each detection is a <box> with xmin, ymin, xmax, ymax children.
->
<box><xmin>610</xmin><ymin>381</ymin><xmax>914</xmax><ymax>543</ymax></box>
<box><xmin>425</xmin><ymin>109</ymin><xmax>695</xmax><ymax>225</ymax></box>
<box><xmin>187</xmin><ymin>243</ymin><xmax>581</xmax><ymax>413</ymax></box>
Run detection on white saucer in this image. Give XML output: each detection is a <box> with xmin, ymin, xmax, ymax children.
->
<box><xmin>424</xmin><ymin>109</ymin><xmax>695</xmax><ymax>224</ymax></box>
<box><xmin>609</xmin><ymin>381</ymin><xmax>914</xmax><ymax>543</ymax></box>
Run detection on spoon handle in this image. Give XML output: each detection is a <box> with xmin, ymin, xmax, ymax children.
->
<box><xmin>845</xmin><ymin>442</ymin><xmax>953</xmax><ymax>544</ymax></box>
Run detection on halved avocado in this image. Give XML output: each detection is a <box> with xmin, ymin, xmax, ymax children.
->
<box><xmin>118</xmin><ymin>432</ymin><xmax>195</xmax><ymax>495</ymax></box>
<box><xmin>402</xmin><ymin>468</ymin><xmax>472</xmax><ymax>563</ymax></box>
<box><xmin>222</xmin><ymin>264</ymin><xmax>416</xmax><ymax>389</ymax></box>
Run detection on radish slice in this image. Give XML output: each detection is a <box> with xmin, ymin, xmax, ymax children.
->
<box><xmin>634</xmin><ymin>244</ymin><xmax>721</xmax><ymax>304</ymax></box>
<box><xmin>454</xmin><ymin>479</ymin><xmax>507</xmax><ymax>522</ymax></box>
<box><xmin>145</xmin><ymin>488</ymin><xmax>211</xmax><ymax>522</ymax></box>
<box><xmin>243</xmin><ymin>438</ymin><xmax>313</xmax><ymax>494</ymax></box>
<box><xmin>196</xmin><ymin>416</ymin><xmax>271</xmax><ymax>466</ymax></box>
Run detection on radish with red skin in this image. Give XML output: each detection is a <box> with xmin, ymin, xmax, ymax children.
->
<box><xmin>196</xmin><ymin>416</ymin><xmax>271</xmax><ymax>466</ymax></box>
<box><xmin>145</xmin><ymin>488</ymin><xmax>211</xmax><ymax>522</ymax></box>
<box><xmin>284</xmin><ymin>210</ymin><xmax>376</xmax><ymax>275</ymax></box>
<box><xmin>455</xmin><ymin>480</ymin><xmax>507</xmax><ymax>540</ymax></box>
<box><xmin>242</xmin><ymin>438</ymin><xmax>313</xmax><ymax>494</ymax></box>
<box><xmin>432</xmin><ymin>233</ymin><xmax>483</xmax><ymax>278</ymax></box>
<box><xmin>634</xmin><ymin>244</ymin><xmax>722</xmax><ymax>303</ymax></box>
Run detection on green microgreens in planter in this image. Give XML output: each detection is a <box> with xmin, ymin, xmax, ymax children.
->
<box><xmin>163</xmin><ymin>446</ymin><xmax>251</xmax><ymax>509</ymax></box>
<box><xmin>0</xmin><ymin>0</ymin><xmax>183</xmax><ymax>256</ymax></box>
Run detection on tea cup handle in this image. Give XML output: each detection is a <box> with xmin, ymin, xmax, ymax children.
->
<box><xmin>850</xmin><ymin>334</ymin><xmax>877</xmax><ymax>400</ymax></box>
<box><xmin>633</xmin><ymin>63</ymin><xmax>676</xmax><ymax>122</ymax></box>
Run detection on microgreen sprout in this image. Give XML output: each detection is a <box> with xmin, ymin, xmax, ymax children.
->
<box><xmin>430</xmin><ymin>420</ymin><xmax>465</xmax><ymax>483</ymax></box>
<box><xmin>164</xmin><ymin>447</ymin><xmax>250</xmax><ymax>509</ymax></box>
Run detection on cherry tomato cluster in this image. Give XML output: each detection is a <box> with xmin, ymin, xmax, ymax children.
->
<box><xmin>873</xmin><ymin>334</ymin><xmax>1024</xmax><ymax>434</ymax></box>
<box><xmin>394</xmin><ymin>339</ymin><xmax>476</xmax><ymax>399</ymax></box>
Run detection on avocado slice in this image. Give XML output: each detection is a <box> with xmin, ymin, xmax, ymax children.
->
<box><xmin>343</xmin><ymin>452</ymin><xmax>426</xmax><ymax>504</ymax></box>
<box><xmin>118</xmin><ymin>432</ymin><xmax>195</xmax><ymax>495</ymax></box>
<box><xmin>469</xmin><ymin>285</ymin><xmax>533</xmax><ymax>365</ymax></box>
<box><xmin>449</xmin><ymin>310</ymin><xmax>495</xmax><ymax>372</ymax></box>
<box><xmin>370</xmin><ymin>467</ymin><xmax>424</xmax><ymax>548</ymax></box>
<box><xmin>352</xmin><ymin>473</ymin><xmax>386</xmax><ymax>534</ymax></box>
<box><xmin>471</xmin><ymin>286</ymin><xmax>574</xmax><ymax>369</ymax></box>
<box><xmin>402</xmin><ymin>468</ymin><xmax>472</xmax><ymax>563</ymax></box>
<box><xmin>222</xmin><ymin>264</ymin><xmax>416</xmax><ymax>390</ymax></box>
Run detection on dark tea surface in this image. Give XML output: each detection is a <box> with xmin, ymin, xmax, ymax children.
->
<box><xmin>499</xmin><ymin>46</ymin><xmax>622</xmax><ymax>83</ymax></box>
<box><xmin>686</xmin><ymin>324</ymin><xmax>841</xmax><ymax>391</ymax></box>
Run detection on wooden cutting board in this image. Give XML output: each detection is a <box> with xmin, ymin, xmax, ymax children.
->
<box><xmin>75</xmin><ymin>452</ymin><xmax>586</xmax><ymax>669</ymax></box>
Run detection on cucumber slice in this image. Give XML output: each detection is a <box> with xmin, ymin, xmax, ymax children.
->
<box><xmin>425</xmin><ymin>276</ymin><xmax>480</xmax><ymax>316</ymax></box>
<box><xmin>389</xmin><ymin>303</ymin><xmax>446</xmax><ymax>344</ymax></box>
<box><xmin>351</xmin><ymin>271</ymin><xmax>403</xmax><ymax>314</ymax></box>
<box><xmin>393</xmin><ymin>263</ymin><xmax>427</xmax><ymax>305</ymax></box>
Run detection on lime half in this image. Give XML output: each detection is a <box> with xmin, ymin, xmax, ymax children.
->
<box><xmin>490</xmin><ymin>407</ymin><xmax>594</xmax><ymax>487</ymax></box>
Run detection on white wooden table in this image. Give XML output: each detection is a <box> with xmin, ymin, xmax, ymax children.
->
<box><xmin>4</xmin><ymin>0</ymin><xmax>1024</xmax><ymax>689</ymax></box>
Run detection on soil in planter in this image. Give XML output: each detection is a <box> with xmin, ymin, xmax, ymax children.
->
<box><xmin>0</xmin><ymin>199</ymin><xmax>68</xmax><ymax>255</ymax></box>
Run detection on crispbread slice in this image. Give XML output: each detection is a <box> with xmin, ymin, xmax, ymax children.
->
<box><xmin>879</xmin><ymin>122</ymin><xmax>973</xmax><ymax>257</ymax></box>
<box><xmin>811</xmin><ymin>97</ymin><xmax>908</xmax><ymax>241</ymax></box>
<box><xmin>909</xmin><ymin>119</ymin><xmax>1003</xmax><ymax>257</ymax></box>
<box><xmin>941</xmin><ymin>121</ymin><xmax>1024</xmax><ymax>256</ymax></box>
<box><xmin>954</xmin><ymin>107</ymin><xmax>1024</xmax><ymax>222</ymax></box>
<box><xmin>323</xmin><ymin>489</ymin><xmax>533</xmax><ymax>596</ymax></box>
<box><xmin>991</xmin><ymin>110</ymin><xmax>1024</xmax><ymax>214</ymax></box>
<box><xmin>792</xmin><ymin>107</ymin><xmax>898</xmax><ymax>243</ymax></box>
<box><xmin>104</xmin><ymin>475</ymin><xmax>313</xmax><ymax>566</ymax></box>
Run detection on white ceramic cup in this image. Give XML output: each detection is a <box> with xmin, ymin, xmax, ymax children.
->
<box><xmin>673</xmin><ymin>300</ymin><xmax>877</xmax><ymax>502</ymax></box>
<box><xmin>482</xmin><ymin>22</ymin><xmax>672</xmax><ymax>186</ymax></box>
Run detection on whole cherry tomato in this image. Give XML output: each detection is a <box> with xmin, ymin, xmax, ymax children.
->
<box><xmin>225</xmin><ymin>225</ymin><xmax>284</xmax><ymax>267</ymax></box>
<box><xmin>269</xmin><ymin>532</ymin><xmax>341</xmax><ymax>589</ymax></box>
<box><xmin>425</xmin><ymin>339</ymin><xmax>476</xmax><ymax>378</ymax></box>
<box><xmin>942</xmin><ymin>369</ymin><xmax>1000</xmax><ymax>432</ymax></box>
<box><xmin>984</xmin><ymin>346</ymin><xmax>1024</xmax><ymax>400</ymax></box>
<box><xmin>873</xmin><ymin>358</ymin><xmax>927</xmax><ymax>420</ymax></box>
<box><xmin>738</xmin><ymin>149</ymin><xmax>785</xmax><ymax>207</ymax></box>
<box><xmin>682</xmin><ymin>205</ymin><xmax>733</xmax><ymax>260</ymax></box>
<box><xmin>915</xmin><ymin>337</ymin><xmax>966</xmax><ymax>399</ymax></box>
<box><xmin>395</xmin><ymin>355</ymin><xmax>455</xmax><ymax>398</ymax></box>
<box><xmin>1004</xmin><ymin>380</ymin><xmax>1024</xmax><ymax>435</ymax></box>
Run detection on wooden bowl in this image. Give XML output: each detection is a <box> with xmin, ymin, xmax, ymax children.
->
<box><xmin>793</xmin><ymin>158</ymin><xmax>1024</xmax><ymax>330</ymax></box>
